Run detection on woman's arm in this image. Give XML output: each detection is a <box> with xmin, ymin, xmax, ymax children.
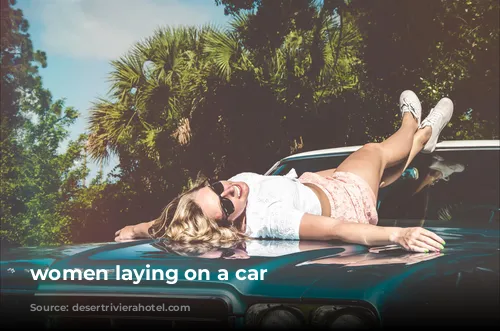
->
<box><xmin>114</xmin><ymin>220</ymin><xmax>156</xmax><ymax>242</ymax></box>
<box><xmin>299</xmin><ymin>213</ymin><xmax>446</xmax><ymax>252</ymax></box>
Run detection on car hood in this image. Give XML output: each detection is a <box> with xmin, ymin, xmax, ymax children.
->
<box><xmin>2</xmin><ymin>226</ymin><xmax>498</xmax><ymax>307</ymax></box>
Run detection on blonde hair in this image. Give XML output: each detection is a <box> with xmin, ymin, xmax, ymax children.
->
<box><xmin>148</xmin><ymin>174</ymin><xmax>248</xmax><ymax>244</ymax></box>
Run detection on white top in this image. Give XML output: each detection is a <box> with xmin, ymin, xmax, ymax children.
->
<box><xmin>228</xmin><ymin>170</ymin><xmax>322</xmax><ymax>240</ymax></box>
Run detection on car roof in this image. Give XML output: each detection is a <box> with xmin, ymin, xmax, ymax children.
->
<box><xmin>280</xmin><ymin>139</ymin><xmax>500</xmax><ymax>162</ymax></box>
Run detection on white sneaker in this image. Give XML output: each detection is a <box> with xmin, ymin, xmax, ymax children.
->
<box><xmin>420</xmin><ymin>97</ymin><xmax>454</xmax><ymax>153</ymax></box>
<box><xmin>399</xmin><ymin>90</ymin><xmax>422</xmax><ymax>127</ymax></box>
<box><xmin>429</xmin><ymin>156</ymin><xmax>465</xmax><ymax>181</ymax></box>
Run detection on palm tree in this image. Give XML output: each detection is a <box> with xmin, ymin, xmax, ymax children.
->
<box><xmin>86</xmin><ymin>25</ymin><xmax>214</xmax><ymax>167</ymax></box>
<box><xmin>203</xmin><ymin>9</ymin><xmax>362</xmax><ymax>111</ymax></box>
<box><xmin>86</xmin><ymin>8</ymin><xmax>362</xmax><ymax>179</ymax></box>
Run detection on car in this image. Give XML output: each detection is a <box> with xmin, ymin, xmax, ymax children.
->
<box><xmin>1</xmin><ymin>140</ymin><xmax>499</xmax><ymax>329</ymax></box>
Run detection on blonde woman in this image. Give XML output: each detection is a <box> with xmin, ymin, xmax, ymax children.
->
<box><xmin>115</xmin><ymin>91</ymin><xmax>453</xmax><ymax>253</ymax></box>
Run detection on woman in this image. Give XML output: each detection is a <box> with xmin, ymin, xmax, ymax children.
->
<box><xmin>115</xmin><ymin>90</ymin><xmax>452</xmax><ymax>253</ymax></box>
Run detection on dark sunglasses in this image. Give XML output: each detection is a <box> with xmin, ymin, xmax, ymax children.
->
<box><xmin>208</xmin><ymin>181</ymin><xmax>235</xmax><ymax>220</ymax></box>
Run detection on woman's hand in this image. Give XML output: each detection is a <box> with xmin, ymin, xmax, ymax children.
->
<box><xmin>114</xmin><ymin>220</ymin><xmax>154</xmax><ymax>242</ymax></box>
<box><xmin>390</xmin><ymin>227</ymin><xmax>446</xmax><ymax>252</ymax></box>
<box><xmin>114</xmin><ymin>225</ymin><xmax>139</xmax><ymax>242</ymax></box>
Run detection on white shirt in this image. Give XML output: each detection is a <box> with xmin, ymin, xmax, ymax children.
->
<box><xmin>228</xmin><ymin>171</ymin><xmax>322</xmax><ymax>240</ymax></box>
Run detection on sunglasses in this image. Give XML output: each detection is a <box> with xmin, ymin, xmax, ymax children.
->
<box><xmin>208</xmin><ymin>181</ymin><xmax>235</xmax><ymax>220</ymax></box>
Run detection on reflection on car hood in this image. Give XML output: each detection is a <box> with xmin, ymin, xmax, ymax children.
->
<box><xmin>1</xmin><ymin>227</ymin><xmax>498</xmax><ymax>304</ymax></box>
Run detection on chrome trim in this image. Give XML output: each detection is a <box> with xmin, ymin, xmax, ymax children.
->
<box><xmin>269</xmin><ymin>144</ymin><xmax>500</xmax><ymax>172</ymax></box>
<box><xmin>264</xmin><ymin>160</ymin><xmax>281</xmax><ymax>175</ymax></box>
<box><xmin>281</xmin><ymin>140</ymin><xmax>500</xmax><ymax>161</ymax></box>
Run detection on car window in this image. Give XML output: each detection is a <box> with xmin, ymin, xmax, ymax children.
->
<box><xmin>379</xmin><ymin>149</ymin><xmax>499</xmax><ymax>226</ymax></box>
<box><xmin>270</xmin><ymin>149</ymin><xmax>500</xmax><ymax>228</ymax></box>
<box><xmin>423</xmin><ymin>150</ymin><xmax>499</xmax><ymax>223</ymax></box>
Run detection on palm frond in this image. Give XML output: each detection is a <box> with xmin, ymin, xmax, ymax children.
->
<box><xmin>86</xmin><ymin>98</ymin><xmax>139</xmax><ymax>164</ymax></box>
<box><xmin>204</xmin><ymin>29</ymin><xmax>241</xmax><ymax>81</ymax></box>
<box><xmin>107</xmin><ymin>53</ymin><xmax>146</xmax><ymax>103</ymax></box>
<box><xmin>228</xmin><ymin>12</ymin><xmax>250</xmax><ymax>33</ymax></box>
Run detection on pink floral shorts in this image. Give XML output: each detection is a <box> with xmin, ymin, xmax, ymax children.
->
<box><xmin>298</xmin><ymin>171</ymin><xmax>378</xmax><ymax>225</ymax></box>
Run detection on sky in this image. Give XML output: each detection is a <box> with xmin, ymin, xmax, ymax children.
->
<box><xmin>14</xmin><ymin>0</ymin><xmax>231</xmax><ymax>180</ymax></box>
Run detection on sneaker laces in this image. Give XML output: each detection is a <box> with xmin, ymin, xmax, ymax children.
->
<box><xmin>400</xmin><ymin>98</ymin><xmax>417</xmax><ymax>119</ymax></box>
<box><xmin>422</xmin><ymin>108</ymin><xmax>444</xmax><ymax>128</ymax></box>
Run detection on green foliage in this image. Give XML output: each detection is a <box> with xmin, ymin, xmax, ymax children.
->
<box><xmin>2</xmin><ymin>0</ymin><xmax>498</xmax><ymax>246</ymax></box>
<box><xmin>1</xmin><ymin>0</ymin><xmax>92</xmax><ymax>246</ymax></box>
<box><xmin>82</xmin><ymin>0</ymin><xmax>498</xmax><ymax>242</ymax></box>
<box><xmin>347</xmin><ymin>0</ymin><xmax>499</xmax><ymax>139</ymax></box>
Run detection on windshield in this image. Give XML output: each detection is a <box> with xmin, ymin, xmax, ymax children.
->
<box><xmin>270</xmin><ymin>149</ymin><xmax>500</xmax><ymax>228</ymax></box>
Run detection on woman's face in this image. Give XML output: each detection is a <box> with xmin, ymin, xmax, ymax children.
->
<box><xmin>194</xmin><ymin>180</ymin><xmax>250</xmax><ymax>223</ymax></box>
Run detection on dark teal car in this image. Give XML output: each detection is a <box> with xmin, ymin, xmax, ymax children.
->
<box><xmin>2</xmin><ymin>140</ymin><xmax>499</xmax><ymax>329</ymax></box>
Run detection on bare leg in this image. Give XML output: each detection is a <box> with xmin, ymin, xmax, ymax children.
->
<box><xmin>379</xmin><ymin>126</ymin><xmax>432</xmax><ymax>188</ymax></box>
<box><xmin>316</xmin><ymin>125</ymin><xmax>430</xmax><ymax>187</ymax></box>
<box><xmin>335</xmin><ymin>112</ymin><xmax>419</xmax><ymax>200</ymax></box>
